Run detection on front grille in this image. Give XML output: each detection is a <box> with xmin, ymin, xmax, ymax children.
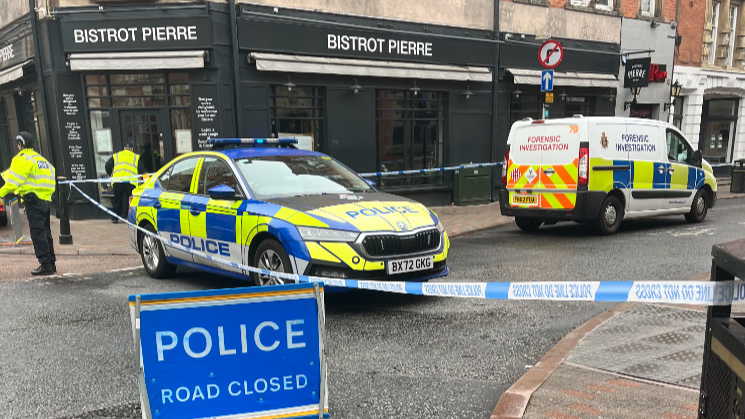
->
<box><xmin>361</xmin><ymin>229</ymin><xmax>441</xmax><ymax>258</ymax></box>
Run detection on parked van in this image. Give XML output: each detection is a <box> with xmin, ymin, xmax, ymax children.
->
<box><xmin>499</xmin><ymin>117</ymin><xmax>717</xmax><ymax>235</ymax></box>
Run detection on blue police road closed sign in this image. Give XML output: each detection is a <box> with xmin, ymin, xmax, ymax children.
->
<box><xmin>541</xmin><ymin>70</ymin><xmax>554</xmax><ymax>92</ymax></box>
<box><xmin>129</xmin><ymin>283</ymin><xmax>328</xmax><ymax>419</ymax></box>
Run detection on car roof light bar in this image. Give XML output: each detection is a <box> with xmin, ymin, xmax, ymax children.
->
<box><xmin>208</xmin><ymin>138</ymin><xmax>298</xmax><ymax>149</ymax></box>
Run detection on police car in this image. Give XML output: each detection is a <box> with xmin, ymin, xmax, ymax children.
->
<box><xmin>128</xmin><ymin>138</ymin><xmax>449</xmax><ymax>285</ymax></box>
<box><xmin>500</xmin><ymin>117</ymin><xmax>718</xmax><ymax>234</ymax></box>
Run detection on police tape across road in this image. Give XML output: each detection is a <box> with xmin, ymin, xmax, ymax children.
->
<box><xmin>68</xmin><ymin>182</ymin><xmax>743</xmax><ymax>307</ymax></box>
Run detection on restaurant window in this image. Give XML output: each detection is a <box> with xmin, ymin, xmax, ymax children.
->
<box><xmin>511</xmin><ymin>94</ymin><xmax>544</xmax><ymax>126</ymax></box>
<box><xmin>701</xmin><ymin>99</ymin><xmax>738</xmax><ymax>162</ymax></box>
<box><xmin>376</xmin><ymin>90</ymin><xmax>445</xmax><ymax>187</ymax></box>
<box><xmin>168</xmin><ymin>74</ymin><xmax>192</xmax><ymax>156</ymax></box>
<box><xmin>271</xmin><ymin>86</ymin><xmax>324</xmax><ymax>151</ymax></box>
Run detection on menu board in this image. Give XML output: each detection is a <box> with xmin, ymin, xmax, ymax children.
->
<box><xmin>60</xmin><ymin>89</ymin><xmax>89</xmax><ymax>181</ymax></box>
<box><xmin>193</xmin><ymin>85</ymin><xmax>220</xmax><ymax>150</ymax></box>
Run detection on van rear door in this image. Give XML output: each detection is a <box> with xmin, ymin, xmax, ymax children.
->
<box><xmin>507</xmin><ymin>120</ymin><xmax>581</xmax><ymax>210</ymax></box>
<box><xmin>537</xmin><ymin>121</ymin><xmax>581</xmax><ymax>210</ymax></box>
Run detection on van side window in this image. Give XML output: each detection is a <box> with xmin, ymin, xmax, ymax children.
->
<box><xmin>666</xmin><ymin>130</ymin><xmax>692</xmax><ymax>164</ymax></box>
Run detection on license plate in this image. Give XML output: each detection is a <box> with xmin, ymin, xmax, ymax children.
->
<box><xmin>512</xmin><ymin>194</ymin><xmax>538</xmax><ymax>206</ymax></box>
<box><xmin>387</xmin><ymin>256</ymin><xmax>434</xmax><ymax>275</ymax></box>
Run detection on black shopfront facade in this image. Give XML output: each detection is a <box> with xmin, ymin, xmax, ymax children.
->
<box><xmin>236</xmin><ymin>7</ymin><xmax>499</xmax><ymax>206</ymax></box>
<box><xmin>36</xmin><ymin>4</ymin><xmax>236</xmax><ymax>219</ymax></box>
<box><xmin>497</xmin><ymin>36</ymin><xmax>620</xmax><ymax>151</ymax></box>
<box><xmin>0</xmin><ymin>15</ymin><xmax>49</xmax><ymax>174</ymax></box>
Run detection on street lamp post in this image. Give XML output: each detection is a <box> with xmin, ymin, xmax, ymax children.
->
<box><xmin>624</xmin><ymin>86</ymin><xmax>642</xmax><ymax>111</ymax></box>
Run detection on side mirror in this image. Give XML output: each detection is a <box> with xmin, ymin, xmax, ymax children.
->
<box><xmin>208</xmin><ymin>185</ymin><xmax>237</xmax><ymax>200</ymax></box>
<box><xmin>692</xmin><ymin>150</ymin><xmax>703</xmax><ymax>166</ymax></box>
<box><xmin>364</xmin><ymin>179</ymin><xmax>376</xmax><ymax>187</ymax></box>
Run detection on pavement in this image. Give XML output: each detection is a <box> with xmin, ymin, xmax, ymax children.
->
<box><xmin>494</xmin><ymin>302</ymin><xmax>716</xmax><ymax>419</ymax></box>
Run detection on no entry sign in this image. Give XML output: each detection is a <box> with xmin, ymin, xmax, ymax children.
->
<box><xmin>538</xmin><ymin>40</ymin><xmax>563</xmax><ymax>69</ymax></box>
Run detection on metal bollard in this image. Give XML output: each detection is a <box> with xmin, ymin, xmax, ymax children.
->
<box><xmin>57</xmin><ymin>177</ymin><xmax>73</xmax><ymax>245</ymax></box>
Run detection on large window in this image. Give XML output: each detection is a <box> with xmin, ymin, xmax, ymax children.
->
<box><xmin>0</xmin><ymin>97</ymin><xmax>11</xmax><ymax>171</ymax></box>
<box><xmin>728</xmin><ymin>5</ymin><xmax>739</xmax><ymax>66</ymax></box>
<box><xmin>271</xmin><ymin>86</ymin><xmax>324</xmax><ymax>151</ymax></box>
<box><xmin>511</xmin><ymin>94</ymin><xmax>544</xmax><ymax>126</ymax></box>
<box><xmin>640</xmin><ymin>0</ymin><xmax>654</xmax><ymax>15</ymax></box>
<box><xmin>376</xmin><ymin>90</ymin><xmax>445</xmax><ymax>187</ymax></box>
<box><xmin>710</xmin><ymin>3</ymin><xmax>720</xmax><ymax>65</ymax></box>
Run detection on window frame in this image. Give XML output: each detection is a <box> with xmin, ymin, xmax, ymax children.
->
<box><xmin>197</xmin><ymin>156</ymin><xmax>246</xmax><ymax>199</ymax></box>
<box><xmin>710</xmin><ymin>2</ymin><xmax>720</xmax><ymax>65</ymax></box>
<box><xmin>728</xmin><ymin>4</ymin><xmax>739</xmax><ymax>66</ymax></box>
<box><xmin>666</xmin><ymin>128</ymin><xmax>694</xmax><ymax>165</ymax></box>
<box><xmin>595</xmin><ymin>0</ymin><xmax>613</xmax><ymax>11</ymax></box>
<box><xmin>640</xmin><ymin>0</ymin><xmax>655</xmax><ymax>16</ymax></box>
<box><xmin>159</xmin><ymin>156</ymin><xmax>201</xmax><ymax>194</ymax></box>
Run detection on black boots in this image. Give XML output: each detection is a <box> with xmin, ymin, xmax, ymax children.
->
<box><xmin>32</xmin><ymin>263</ymin><xmax>55</xmax><ymax>276</ymax></box>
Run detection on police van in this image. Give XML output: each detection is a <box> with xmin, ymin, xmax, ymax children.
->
<box><xmin>499</xmin><ymin>117</ymin><xmax>717</xmax><ymax>234</ymax></box>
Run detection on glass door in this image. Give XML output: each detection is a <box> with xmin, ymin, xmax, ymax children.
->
<box><xmin>701</xmin><ymin>120</ymin><xmax>734</xmax><ymax>163</ymax></box>
<box><xmin>120</xmin><ymin>110</ymin><xmax>164</xmax><ymax>173</ymax></box>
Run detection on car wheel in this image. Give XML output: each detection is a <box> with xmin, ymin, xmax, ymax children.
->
<box><xmin>685</xmin><ymin>189</ymin><xmax>708</xmax><ymax>223</ymax></box>
<box><xmin>515</xmin><ymin>217</ymin><xmax>542</xmax><ymax>232</ymax></box>
<box><xmin>594</xmin><ymin>196</ymin><xmax>623</xmax><ymax>235</ymax></box>
<box><xmin>252</xmin><ymin>239</ymin><xmax>293</xmax><ymax>286</ymax></box>
<box><xmin>140</xmin><ymin>224</ymin><xmax>177</xmax><ymax>279</ymax></box>
<box><xmin>0</xmin><ymin>213</ymin><xmax>6</xmax><ymax>227</ymax></box>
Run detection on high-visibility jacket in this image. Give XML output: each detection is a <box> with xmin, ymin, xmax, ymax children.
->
<box><xmin>0</xmin><ymin>149</ymin><xmax>56</xmax><ymax>202</ymax></box>
<box><xmin>112</xmin><ymin>150</ymin><xmax>141</xmax><ymax>183</ymax></box>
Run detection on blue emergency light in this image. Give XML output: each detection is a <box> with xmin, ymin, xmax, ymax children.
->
<box><xmin>208</xmin><ymin>137</ymin><xmax>298</xmax><ymax>148</ymax></box>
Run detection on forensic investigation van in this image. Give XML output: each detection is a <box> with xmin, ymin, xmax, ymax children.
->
<box><xmin>499</xmin><ymin>116</ymin><xmax>718</xmax><ymax>235</ymax></box>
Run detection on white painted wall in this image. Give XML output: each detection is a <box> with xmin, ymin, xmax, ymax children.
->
<box><xmin>500</xmin><ymin>1</ymin><xmax>621</xmax><ymax>43</ymax></box>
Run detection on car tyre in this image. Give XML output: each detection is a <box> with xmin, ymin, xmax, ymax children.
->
<box><xmin>515</xmin><ymin>217</ymin><xmax>542</xmax><ymax>232</ymax></box>
<box><xmin>594</xmin><ymin>196</ymin><xmax>623</xmax><ymax>235</ymax></box>
<box><xmin>685</xmin><ymin>189</ymin><xmax>708</xmax><ymax>223</ymax></box>
<box><xmin>140</xmin><ymin>223</ymin><xmax>176</xmax><ymax>279</ymax></box>
<box><xmin>252</xmin><ymin>239</ymin><xmax>294</xmax><ymax>286</ymax></box>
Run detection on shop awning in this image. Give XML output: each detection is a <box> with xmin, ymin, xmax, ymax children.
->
<box><xmin>0</xmin><ymin>60</ymin><xmax>33</xmax><ymax>86</ymax></box>
<box><xmin>250</xmin><ymin>53</ymin><xmax>492</xmax><ymax>82</ymax></box>
<box><xmin>68</xmin><ymin>51</ymin><xmax>207</xmax><ymax>71</ymax></box>
<box><xmin>507</xmin><ymin>68</ymin><xmax>618</xmax><ymax>88</ymax></box>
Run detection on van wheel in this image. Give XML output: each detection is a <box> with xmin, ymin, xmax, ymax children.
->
<box><xmin>516</xmin><ymin>217</ymin><xmax>542</xmax><ymax>232</ymax></box>
<box><xmin>685</xmin><ymin>189</ymin><xmax>708</xmax><ymax>223</ymax></box>
<box><xmin>252</xmin><ymin>239</ymin><xmax>294</xmax><ymax>286</ymax></box>
<box><xmin>140</xmin><ymin>224</ymin><xmax>177</xmax><ymax>279</ymax></box>
<box><xmin>594</xmin><ymin>196</ymin><xmax>623</xmax><ymax>235</ymax></box>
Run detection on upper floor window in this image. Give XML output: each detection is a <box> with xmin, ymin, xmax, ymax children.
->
<box><xmin>640</xmin><ymin>0</ymin><xmax>655</xmax><ymax>16</ymax></box>
<box><xmin>570</xmin><ymin>0</ymin><xmax>613</xmax><ymax>11</ymax></box>
<box><xmin>709</xmin><ymin>3</ymin><xmax>720</xmax><ymax>65</ymax></box>
<box><xmin>728</xmin><ymin>5</ymin><xmax>738</xmax><ymax>66</ymax></box>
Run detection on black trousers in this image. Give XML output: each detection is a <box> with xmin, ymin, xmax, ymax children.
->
<box><xmin>25</xmin><ymin>196</ymin><xmax>56</xmax><ymax>265</ymax></box>
<box><xmin>112</xmin><ymin>183</ymin><xmax>136</xmax><ymax>220</ymax></box>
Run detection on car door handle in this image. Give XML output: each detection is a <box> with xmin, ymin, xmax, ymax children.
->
<box><xmin>668</xmin><ymin>167</ymin><xmax>675</xmax><ymax>173</ymax></box>
<box><xmin>190</xmin><ymin>208</ymin><xmax>202</xmax><ymax>215</ymax></box>
<box><xmin>657</xmin><ymin>165</ymin><xmax>666</xmax><ymax>174</ymax></box>
<box><xmin>153</xmin><ymin>202</ymin><xmax>162</xmax><ymax>209</ymax></box>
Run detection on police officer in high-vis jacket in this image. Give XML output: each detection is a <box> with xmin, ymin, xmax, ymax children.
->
<box><xmin>105</xmin><ymin>143</ymin><xmax>147</xmax><ymax>223</ymax></box>
<box><xmin>0</xmin><ymin>132</ymin><xmax>57</xmax><ymax>276</ymax></box>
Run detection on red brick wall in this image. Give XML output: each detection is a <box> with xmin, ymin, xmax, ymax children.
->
<box><xmin>622</xmin><ymin>0</ymin><xmax>641</xmax><ymax>17</ymax></box>
<box><xmin>662</xmin><ymin>0</ymin><xmax>677</xmax><ymax>20</ymax></box>
<box><xmin>675</xmin><ymin>0</ymin><xmax>706</xmax><ymax>66</ymax></box>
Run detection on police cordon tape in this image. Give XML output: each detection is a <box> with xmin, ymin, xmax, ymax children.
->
<box><xmin>355</xmin><ymin>162</ymin><xmax>501</xmax><ymax>178</ymax></box>
<box><xmin>69</xmin><ymin>182</ymin><xmax>745</xmax><ymax>307</ymax></box>
<box><xmin>58</xmin><ymin>174</ymin><xmax>145</xmax><ymax>184</ymax></box>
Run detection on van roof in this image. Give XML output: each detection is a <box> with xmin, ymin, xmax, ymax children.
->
<box><xmin>512</xmin><ymin>117</ymin><xmax>678</xmax><ymax>130</ymax></box>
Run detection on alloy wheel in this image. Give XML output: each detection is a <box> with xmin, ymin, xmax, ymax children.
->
<box><xmin>257</xmin><ymin>249</ymin><xmax>286</xmax><ymax>286</ymax></box>
<box><xmin>604</xmin><ymin>205</ymin><xmax>618</xmax><ymax>227</ymax></box>
<box><xmin>142</xmin><ymin>235</ymin><xmax>160</xmax><ymax>271</ymax></box>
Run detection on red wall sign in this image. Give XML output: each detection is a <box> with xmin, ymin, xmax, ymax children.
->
<box><xmin>649</xmin><ymin>64</ymin><xmax>667</xmax><ymax>82</ymax></box>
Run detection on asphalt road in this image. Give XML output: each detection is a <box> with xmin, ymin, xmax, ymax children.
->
<box><xmin>1</xmin><ymin>199</ymin><xmax>743</xmax><ymax>419</ymax></box>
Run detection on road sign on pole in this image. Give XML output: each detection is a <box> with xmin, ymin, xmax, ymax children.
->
<box><xmin>538</xmin><ymin>40</ymin><xmax>563</xmax><ymax>69</ymax></box>
<box><xmin>129</xmin><ymin>283</ymin><xmax>329</xmax><ymax>419</ymax></box>
<box><xmin>541</xmin><ymin>70</ymin><xmax>554</xmax><ymax>92</ymax></box>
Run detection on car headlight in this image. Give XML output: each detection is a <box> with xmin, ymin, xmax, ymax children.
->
<box><xmin>297</xmin><ymin>226</ymin><xmax>360</xmax><ymax>242</ymax></box>
<box><xmin>436</xmin><ymin>220</ymin><xmax>445</xmax><ymax>233</ymax></box>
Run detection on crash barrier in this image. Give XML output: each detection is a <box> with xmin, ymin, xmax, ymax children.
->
<box><xmin>698</xmin><ymin>239</ymin><xmax>745</xmax><ymax>419</ymax></box>
<box><xmin>70</xmin><ymin>182</ymin><xmax>745</xmax><ymax>306</ymax></box>
<box><xmin>129</xmin><ymin>282</ymin><xmax>329</xmax><ymax>419</ymax></box>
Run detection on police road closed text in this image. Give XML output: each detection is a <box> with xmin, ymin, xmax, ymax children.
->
<box><xmin>134</xmin><ymin>285</ymin><xmax>325</xmax><ymax>419</ymax></box>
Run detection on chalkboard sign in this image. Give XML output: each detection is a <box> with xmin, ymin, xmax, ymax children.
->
<box><xmin>60</xmin><ymin>87</ymin><xmax>90</xmax><ymax>181</ymax></box>
<box><xmin>192</xmin><ymin>85</ymin><xmax>220</xmax><ymax>150</ymax></box>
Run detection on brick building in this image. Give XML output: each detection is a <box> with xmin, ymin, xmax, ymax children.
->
<box><xmin>674</xmin><ymin>0</ymin><xmax>745</xmax><ymax>164</ymax></box>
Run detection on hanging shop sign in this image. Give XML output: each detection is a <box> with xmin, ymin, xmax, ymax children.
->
<box><xmin>0</xmin><ymin>34</ymin><xmax>34</xmax><ymax>72</ymax></box>
<box><xmin>624</xmin><ymin>57</ymin><xmax>651</xmax><ymax>88</ymax></box>
<box><xmin>237</xmin><ymin>13</ymin><xmax>497</xmax><ymax>67</ymax></box>
<box><xmin>60</xmin><ymin>17</ymin><xmax>213</xmax><ymax>53</ymax></box>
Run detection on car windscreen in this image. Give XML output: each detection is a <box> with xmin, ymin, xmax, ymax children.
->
<box><xmin>235</xmin><ymin>155</ymin><xmax>372</xmax><ymax>199</ymax></box>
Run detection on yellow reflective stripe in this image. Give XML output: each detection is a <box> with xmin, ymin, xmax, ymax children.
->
<box><xmin>670</xmin><ymin>164</ymin><xmax>689</xmax><ymax>189</ymax></box>
<box><xmin>190</xmin><ymin>158</ymin><xmax>204</xmax><ymax>194</ymax></box>
<box><xmin>632</xmin><ymin>161</ymin><xmax>653</xmax><ymax>189</ymax></box>
<box><xmin>189</xmin><ymin>211</ymin><xmax>207</xmax><ymax>238</ymax></box>
<box><xmin>363</xmin><ymin>260</ymin><xmax>384</xmax><ymax>271</ymax></box>
<box><xmin>306</xmin><ymin>242</ymin><xmax>341</xmax><ymax>264</ymax></box>
<box><xmin>179</xmin><ymin>209</ymin><xmax>192</xmax><ymax>236</ymax></box>
<box><xmin>7</xmin><ymin>170</ymin><xmax>26</xmax><ymax>182</ymax></box>
<box><xmin>320</xmin><ymin>242</ymin><xmax>364</xmax><ymax>269</ymax></box>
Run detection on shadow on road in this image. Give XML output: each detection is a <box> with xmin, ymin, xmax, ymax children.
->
<box><xmin>490</xmin><ymin>216</ymin><xmax>694</xmax><ymax>238</ymax></box>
